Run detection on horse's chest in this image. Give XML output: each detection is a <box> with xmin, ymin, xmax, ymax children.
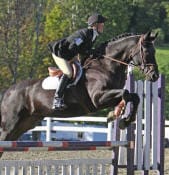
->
<box><xmin>109</xmin><ymin>74</ymin><xmax>126</xmax><ymax>89</ymax></box>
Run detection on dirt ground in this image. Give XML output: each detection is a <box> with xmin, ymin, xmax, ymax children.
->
<box><xmin>0</xmin><ymin>148</ymin><xmax>169</xmax><ymax>174</ymax></box>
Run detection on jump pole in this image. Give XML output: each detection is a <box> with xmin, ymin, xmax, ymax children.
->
<box><xmin>0</xmin><ymin>141</ymin><xmax>132</xmax><ymax>152</ymax></box>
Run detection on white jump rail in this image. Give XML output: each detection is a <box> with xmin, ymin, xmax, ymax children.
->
<box><xmin>30</xmin><ymin>117</ymin><xmax>169</xmax><ymax>142</ymax></box>
<box><xmin>30</xmin><ymin>117</ymin><xmax>113</xmax><ymax>141</ymax></box>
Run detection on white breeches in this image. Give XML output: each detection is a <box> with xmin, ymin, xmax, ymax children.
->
<box><xmin>52</xmin><ymin>53</ymin><xmax>73</xmax><ymax>78</ymax></box>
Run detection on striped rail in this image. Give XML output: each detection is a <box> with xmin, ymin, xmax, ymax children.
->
<box><xmin>0</xmin><ymin>141</ymin><xmax>132</xmax><ymax>152</ymax></box>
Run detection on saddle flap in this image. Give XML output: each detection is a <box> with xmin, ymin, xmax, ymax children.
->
<box><xmin>68</xmin><ymin>61</ymin><xmax>83</xmax><ymax>87</ymax></box>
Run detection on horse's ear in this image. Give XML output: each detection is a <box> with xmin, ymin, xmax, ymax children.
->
<box><xmin>144</xmin><ymin>30</ymin><xmax>158</xmax><ymax>41</ymax></box>
<box><xmin>154</xmin><ymin>32</ymin><xmax>158</xmax><ymax>39</ymax></box>
<box><xmin>143</xmin><ymin>31</ymin><xmax>151</xmax><ymax>40</ymax></box>
<box><xmin>150</xmin><ymin>31</ymin><xmax>158</xmax><ymax>41</ymax></box>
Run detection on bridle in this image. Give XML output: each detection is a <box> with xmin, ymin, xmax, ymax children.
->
<box><xmin>103</xmin><ymin>35</ymin><xmax>156</xmax><ymax>71</ymax></box>
<box><xmin>83</xmin><ymin>35</ymin><xmax>156</xmax><ymax>73</ymax></box>
<box><xmin>129</xmin><ymin>35</ymin><xmax>155</xmax><ymax>70</ymax></box>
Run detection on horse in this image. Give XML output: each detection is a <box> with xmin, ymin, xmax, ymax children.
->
<box><xmin>0</xmin><ymin>31</ymin><xmax>159</xmax><ymax>147</ymax></box>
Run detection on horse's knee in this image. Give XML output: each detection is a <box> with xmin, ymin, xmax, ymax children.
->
<box><xmin>123</xmin><ymin>90</ymin><xmax>140</xmax><ymax>105</ymax></box>
<box><xmin>122</xmin><ymin>89</ymin><xmax>130</xmax><ymax>103</ymax></box>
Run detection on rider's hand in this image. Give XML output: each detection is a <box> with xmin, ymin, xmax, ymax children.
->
<box><xmin>89</xmin><ymin>49</ymin><xmax>103</xmax><ymax>59</ymax></box>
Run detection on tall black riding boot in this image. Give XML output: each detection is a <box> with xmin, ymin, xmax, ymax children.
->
<box><xmin>52</xmin><ymin>74</ymin><xmax>70</xmax><ymax>110</ymax></box>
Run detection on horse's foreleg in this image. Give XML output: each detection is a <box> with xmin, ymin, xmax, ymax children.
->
<box><xmin>92</xmin><ymin>89</ymin><xmax>140</xmax><ymax>129</ymax></box>
<box><xmin>93</xmin><ymin>88</ymin><xmax>129</xmax><ymax>119</ymax></box>
<box><xmin>97</xmin><ymin>89</ymin><xmax>129</xmax><ymax>107</ymax></box>
<box><xmin>119</xmin><ymin>93</ymin><xmax>140</xmax><ymax>129</ymax></box>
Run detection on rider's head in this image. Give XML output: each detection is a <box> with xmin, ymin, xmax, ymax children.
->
<box><xmin>87</xmin><ymin>13</ymin><xmax>107</xmax><ymax>33</ymax></box>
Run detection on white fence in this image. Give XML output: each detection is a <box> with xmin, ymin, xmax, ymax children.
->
<box><xmin>29</xmin><ymin>117</ymin><xmax>169</xmax><ymax>142</ymax></box>
<box><xmin>0</xmin><ymin>159</ymin><xmax>112</xmax><ymax>175</ymax></box>
<box><xmin>30</xmin><ymin>117</ymin><xmax>113</xmax><ymax>141</ymax></box>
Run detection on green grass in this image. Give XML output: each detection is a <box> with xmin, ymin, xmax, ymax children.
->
<box><xmin>156</xmin><ymin>45</ymin><xmax>169</xmax><ymax>73</ymax></box>
<box><xmin>156</xmin><ymin>45</ymin><xmax>169</xmax><ymax>119</ymax></box>
<box><xmin>132</xmin><ymin>45</ymin><xmax>169</xmax><ymax>80</ymax></box>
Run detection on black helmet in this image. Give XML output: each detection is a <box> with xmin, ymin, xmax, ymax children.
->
<box><xmin>87</xmin><ymin>13</ymin><xmax>107</xmax><ymax>26</ymax></box>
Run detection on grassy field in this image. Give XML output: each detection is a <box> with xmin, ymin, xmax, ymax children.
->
<box><xmin>156</xmin><ymin>45</ymin><xmax>169</xmax><ymax>73</ymax></box>
<box><xmin>156</xmin><ymin>45</ymin><xmax>169</xmax><ymax>120</ymax></box>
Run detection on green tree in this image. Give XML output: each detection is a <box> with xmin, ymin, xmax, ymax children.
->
<box><xmin>0</xmin><ymin>0</ymin><xmax>21</xmax><ymax>87</ymax></box>
<box><xmin>161</xmin><ymin>1</ymin><xmax>169</xmax><ymax>42</ymax></box>
<box><xmin>0</xmin><ymin>0</ymin><xmax>47</xmax><ymax>90</ymax></box>
<box><xmin>44</xmin><ymin>2</ymin><xmax>70</xmax><ymax>40</ymax></box>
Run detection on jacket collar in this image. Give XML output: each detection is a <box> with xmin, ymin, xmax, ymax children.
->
<box><xmin>92</xmin><ymin>29</ymin><xmax>99</xmax><ymax>42</ymax></box>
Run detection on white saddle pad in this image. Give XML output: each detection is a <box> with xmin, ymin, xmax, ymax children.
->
<box><xmin>42</xmin><ymin>76</ymin><xmax>60</xmax><ymax>90</ymax></box>
<box><xmin>42</xmin><ymin>61</ymin><xmax>83</xmax><ymax>90</ymax></box>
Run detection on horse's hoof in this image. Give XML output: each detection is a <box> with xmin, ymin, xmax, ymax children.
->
<box><xmin>119</xmin><ymin>118</ymin><xmax>127</xmax><ymax>130</ymax></box>
<box><xmin>107</xmin><ymin>116</ymin><xmax>113</xmax><ymax>123</ymax></box>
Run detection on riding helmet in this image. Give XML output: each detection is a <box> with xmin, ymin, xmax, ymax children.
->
<box><xmin>87</xmin><ymin>13</ymin><xmax>107</xmax><ymax>26</ymax></box>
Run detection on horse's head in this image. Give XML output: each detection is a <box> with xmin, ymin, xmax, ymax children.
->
<box><xmin>130</xmin><ymin>31</ymin><xmax>159</xmax><ymax>82</ymax></box>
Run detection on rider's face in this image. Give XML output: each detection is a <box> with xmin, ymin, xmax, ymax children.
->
<box><xmin>97</xmin><ymin>23</ymin><xmax>104</xmax><ymax>33</ymax></box>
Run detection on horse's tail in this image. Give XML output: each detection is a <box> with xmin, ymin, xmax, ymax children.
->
<box><xmin>0</xmin><ymin>90</ymin><xmax>5</xmax><ymax>126</ymax></box>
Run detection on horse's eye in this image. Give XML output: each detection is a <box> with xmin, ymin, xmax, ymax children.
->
<box><xmin>144</xmin><ymin>51</ymin><xmax>149</xmax><ymax>56</ymax></box>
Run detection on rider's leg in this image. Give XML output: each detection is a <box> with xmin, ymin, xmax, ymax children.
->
<box><xmin>52</xmin><ymin>54</ymin><xmax>72</xmax><ymax>109</ymax></box>
<box><xmin>53</xmin><ymin>74</ymin><xmax>70</xmax><ymax>109</ymax></box>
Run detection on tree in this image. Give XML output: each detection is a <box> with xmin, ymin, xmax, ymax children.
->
<box><xmin>0</xmin><ymin>0</ymin><xmax>21</xmax><ymax>87</ymax></box>
<box><xmin>161</xmin><ymin>1</ymin><xmax>169</xmax><ymax>42</ymax></box>
<box><xmin>0</xmin><ymin>0</ymin><xmax>47</xmax><ymax>90</ymax></box>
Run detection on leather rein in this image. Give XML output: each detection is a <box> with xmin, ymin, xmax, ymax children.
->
<box><xmin>103</xmin><ymin>35</ymin><xmax>155</xmax><ymax>70</ymax></box>
<box><xmin>83</xmin><ymin>35</ymin><xmax>155</xmax><ymax>71</ymax></box>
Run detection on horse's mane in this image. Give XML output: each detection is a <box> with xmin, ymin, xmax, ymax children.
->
<box><xmin>108</xmin><ymin>33</ymin><xmax>140</xmax><ymax>42</ymax></box>
<box><xmin>0</xmin><ymin>90</ymin><xmax>5</xmax><ymax>106</ymax></box>
<box><xmin>94</xmin><ymin>33</ymin><xmax>140</xmax><ymax>56</ymax></box>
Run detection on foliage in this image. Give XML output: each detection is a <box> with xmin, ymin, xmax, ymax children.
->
<box><xmin>44</xmin><ymin>3</ymin><xmax>70</xmax><ymax>41</ymax></box>
<box><xmin>0</xmin><ymin>0</ymin><xmax>169</xmax><ymax>117</ymax></box>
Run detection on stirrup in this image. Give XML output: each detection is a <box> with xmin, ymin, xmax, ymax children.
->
<box><xmin>52</xmin><ymin>97</ymin><xmax>67</xmax><ymax>110</ymax></box>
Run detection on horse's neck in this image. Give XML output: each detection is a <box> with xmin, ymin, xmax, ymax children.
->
<box><xmin>84</xmin><ymin>35</ymin><xmax>139</xmax><ymax>73</ymax></box>
<box><xmin>100</xmin><ymin>37</ymin><xmax>140</xmax><ymax>75</ymax></box>
<box><xmin>105</xmin><ymin>36</ymin><xmax>139</xmax><ymax>61</ymax></box>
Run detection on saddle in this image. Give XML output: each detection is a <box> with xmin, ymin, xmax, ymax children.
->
<box><xmin>48</xmin><ymin>61</ymin><xmax>81</xmax><ymax>80</ymax></box>
<box><xmin>42</xmin><ymin>61</ymin><xmax>83</xmax><ymax>90</ymax></box>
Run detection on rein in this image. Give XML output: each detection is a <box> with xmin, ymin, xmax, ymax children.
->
<box><xmin>82</xmin><ymin>54</ymin><xmax>136</xmax><ymax>70</ymax></box>
<box><xmin>103</xmin><ymin>55</ymin><xmax>132</xmax><ymax>67</ymax></box>
<box><xmin>103</xmin><ymin>36</ymin><xmax>155</xmax><ymax>70</ymax></box>
<box><xmin>83</xmin><ymin>35</ymin><xmax>155</xmax><ymax>71</ymax></box>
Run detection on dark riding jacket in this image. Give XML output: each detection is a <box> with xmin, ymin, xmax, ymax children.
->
<box><xmin>48</xmin><ymin>28</ymin><xmax>98</xmax><ymax>61</ymax></box>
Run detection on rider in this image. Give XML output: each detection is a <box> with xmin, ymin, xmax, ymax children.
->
<box><xmin>48</xmin><ymin>13</ymin><xmax>107</xmax><ymax>110</ymax></box>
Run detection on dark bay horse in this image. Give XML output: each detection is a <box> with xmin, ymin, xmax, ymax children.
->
<box><xmin>0</xmin><ymin>31</ymin><xmax>159</xmax><ymax>144</ymax></box>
